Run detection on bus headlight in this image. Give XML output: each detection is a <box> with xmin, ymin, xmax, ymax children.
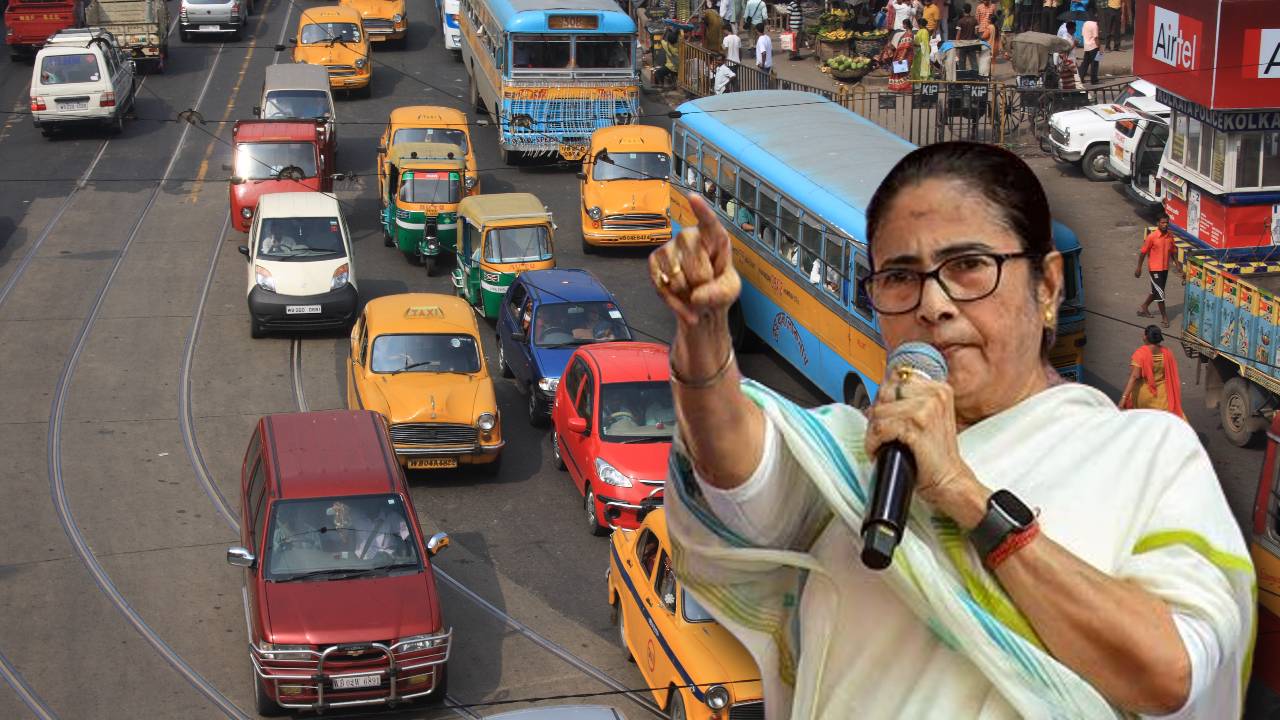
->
<box><xmin>477</xmin><ymin>412</ymin><xmax>496</xmax><ymax>432</ymax></box>
<box><xmin>355</xmin><ymin>58</ymin><xmax>367</xmax><ymax>69</ymax></box>
<box><xmin>587</xmin><ymin>206</ymin><xmax>602</xmax><ymax>221</ymax></box>
<box><xmin>705</xmin><ymin>685</ymin><xmax>730</xmax><ymax>710</ymax></box>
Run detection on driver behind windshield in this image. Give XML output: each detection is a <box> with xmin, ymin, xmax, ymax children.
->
<box><xmin>256</xmin><ymin>217</ymin><xmax>346</xmax><ymax>260</ymax></box>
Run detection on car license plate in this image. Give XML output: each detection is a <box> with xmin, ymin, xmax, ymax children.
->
<box><xmin>286</xmin><ymin>305</ymin><xmax>322</xmax><ymax>315</ymax></box>
<box><xmin>408</xmin><ymin>458</ymin><xmax>458</xmax><ymax>469</ymax></box>
<box><xmin>199</xmin><ymin>24</ymin><xmax>219</xmax><ymax>30</ymax></box>
<box><xmin>59</xmin><ymin>101</ymin><xmax>88</xmax><ymax>110</ymax></box>
<box><xmin>332</xmin><ymin>674</ymin><xmax>380</xmax><ymax>690</ymax></box>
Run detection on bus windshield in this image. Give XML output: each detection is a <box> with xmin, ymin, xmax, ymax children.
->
<box><xmin>392</xmin><ymin>128</ymin><xmax>469</xmax><ymax>154</ymax></box>
<box><xmin>511</xmin><ymin>34</ymin><xmax>570</xmax><ymax>68</ymax></box>
<box><xmin>484</xmin><ymin>225</ymin><xmax>551</xmax><ymax>263</ymax></box>
<box><xmin>594</xmin><ymin>151</ymin><xmax>669</xmax><ymax>181</ymax></box>
<box><xmin>575</xmin><ymin>36</ymin><xmax>632</xmax><ymax>68</ymax></box>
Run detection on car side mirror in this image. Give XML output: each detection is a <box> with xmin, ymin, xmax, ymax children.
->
<box><xmin>238</xmin><ymin>245</ymin><xmax>250</xmax><ymax>258</ymax></box>
<box><xmin>289</xmin><ymin>38</ymin><xmax>297</xmax><ymax>45</ymax></box>
<box><xmin>510</xmin><ymin>330</ymin><xmax>525</xmax><ymax>343</ymax></box>
<box><xmin>576</xmin><ymin>171</ymin><xmax>587</xmax><ymax>181</ymax></box>
<box><xmin>252</xmin><ymin>106</ymin><xmax>261</xmax><ymax>116</ymax></box>
<box><xmin>427</xmin><ymin>532</ymin><xmax>450</xmax><ymax>556</ymax></box>
<box><xmin>567</xmin><ymin>416</ymin><xmax>588</xmax><ymax>434</ymax></box>
<box><xmin>226</xmin><ymin>546</ymin><xmax>256</xmax><ymax>568</ymax></box>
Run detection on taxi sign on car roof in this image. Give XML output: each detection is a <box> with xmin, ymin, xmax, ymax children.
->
<box><xmin>405</xmin><ymin>306</ymin><xmax>445</xmax><ymax>318</ymax></box>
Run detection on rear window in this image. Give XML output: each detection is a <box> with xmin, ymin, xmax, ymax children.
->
<box><xmin>262</xmin><ymin>90</ymin><xmax>330</xmax><ymax>120</ymax></box>
<box><xmin>38</xmin><ymin>53</ymin><xmax>101</xmax><ymax>85</ymax></box>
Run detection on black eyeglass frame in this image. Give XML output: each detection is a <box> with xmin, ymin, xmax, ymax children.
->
<box><xmin>859</xmin><ymin>251</ymin><xmax>1042</xmax><ymax>315</ymax></box>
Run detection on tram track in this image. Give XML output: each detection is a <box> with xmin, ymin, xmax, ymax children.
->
<box><xmin>0</xmin><ymin>650</ymin><xmax>57</xmax><ymax>720</ymax></box>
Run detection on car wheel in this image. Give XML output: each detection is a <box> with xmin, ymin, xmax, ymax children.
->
<box><xmin>527</xmin><ymin>384</ymin><xmax>548</xmax><ymax>426</ymax></box>
<box><xmin>1221</xmin><ymin>377</ymin><xmax>1263</xmax><ymax>448</ymax></box>
<box><xmin>423</xmin><ymin>255</ymin><xmax>436</xmax><ymax>276</ymax></box>
<box><xmin>616</xmin><ymin>596</ymin><xmax>633</xmax><ymax>661</ymax></box>
<box><xmin>585</xmin><ymin>486</ymin><xmax>608</xmax><ymax>537</ymax></box>
<box><xmin>667</xmin><ymin>687</ymin><xmax>687</xmax><ymax>720</ymax></box>
<box><xmin>110</xmin><ymin>111</ymin><xmax>124</xmax><ymax>135</ymax></box>
<box><xmin>551</xmin><ymin>430</ymin><xmax>565</xmax><ymax>470</ymax></box>
<box><xmin>497</xmin><ymin>340</ymin><xmax>513</xmax><ymax>378</ymax></box>
<box><xmin>1081</xmin><ymin>144</ymin><xmax>1111</xmax><ymax>182</ymax></box>
<box><xmin>253</xmin><ymin>667</ymin><xmax>286</xmax><ymax>717</ymax></box>
<box><xmin>250</xmin><ymin>317</ymin><xmax>266</xmax><ymax>339</ymax></box>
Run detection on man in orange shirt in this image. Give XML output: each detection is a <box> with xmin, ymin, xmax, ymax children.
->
<box><xmin>1135</xmin><ymin>215</ymin><xmax>1176</xmax><ymax>328</ymax></box>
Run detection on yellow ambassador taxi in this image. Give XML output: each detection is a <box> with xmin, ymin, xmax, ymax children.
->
<box><xmin>608</xmin><ymin>509</ymin><xmax>763</xmax><ymax>719</ymax></box>
<box><xmin>347</xmin><ymin>293</ymin><xmax>503</xmax><ymax>473</ymax></box>
<box><xmin>291</xmin><ymin>6</ymin><xmax>372</xmax><ymax>95</ymax></box>
<box><xmin>377</xmin><ymin>106</ymin><xmax>480</xmax><ymax>198</ymax></box>
<box><xmin>579</xmin><ymin>125</ymin><xmax>673</xmax><ymax>253</ymax></box>
<box><xmin>339</xmin><ymin>0</ymin><xmax>407</xmax><ymax>47</ymax></box>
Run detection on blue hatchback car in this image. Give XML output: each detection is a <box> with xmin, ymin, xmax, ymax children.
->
<box><xmin>496</xmin><ymin>269</ymin><xmax>632</xmax><ymax>425</ymax></box>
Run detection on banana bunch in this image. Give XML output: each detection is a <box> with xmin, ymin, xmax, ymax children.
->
<box><xmin>852</xmin><ymin>29</ymin><xmax>888</xmax><ymax>39</ymax></box>
<box><xmin>819</xmin><ymin>28</ymin><xmax>853</xmax><ymax>41</ymax></box>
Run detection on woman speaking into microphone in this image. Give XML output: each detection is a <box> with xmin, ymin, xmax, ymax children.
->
<box><xmin>653</xmin><ymin>142</ymin><xmax>1253</xmax><ymax>719</ymax></box>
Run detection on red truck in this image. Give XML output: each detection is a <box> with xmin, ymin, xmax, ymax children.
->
<box><xmin>226</xmin><ymin>410</ymin><xmax>452</xmax><ymax>714</ymax></box>
<box><xmin>227</xmin><ymin>118</ymin><xmax>336</xmax><ymax>233</ymax></box>
<box><xmin>4</xmin><ymin>0</ymin><xmax>83</xmax><ymax>60</ymax></box>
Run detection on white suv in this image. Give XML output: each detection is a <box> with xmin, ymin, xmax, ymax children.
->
<box><xmin>30</xmin><ymin>28</ymin><xmax>137</xmax><ymax>137</ymax></box>
<box><xmin>1047</xmin><ymin>79</ymin><xmax>1167</xmax><ymax>182</ymax></box>
<box><xmin>238</xmin><ymin>192</ymin><xmax>359</xmax><ymax>338</ymax></box>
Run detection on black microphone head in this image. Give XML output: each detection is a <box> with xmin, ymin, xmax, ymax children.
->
<box><xmin>886</xmin><ymin>342</ymin><xmax>948</xmax><ymax>383</ymax></box>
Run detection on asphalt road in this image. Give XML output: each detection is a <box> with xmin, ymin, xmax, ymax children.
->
<box><xmin>0</xmin><ymin>1</ymin><xmax>1270</xmax><ymax>718</ymax></box>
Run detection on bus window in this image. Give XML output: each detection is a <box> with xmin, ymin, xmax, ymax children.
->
<box><xmin>781</xmin><ymin>202</ymin><xmax>805</xmax><ymax>267</ymax></box>
<box><xmin>820</xmin><ymin>227</ymin><xmax>847</xmax><ymax>301</ymax></box>
<box><xmin>730</xmin><ymin>174</ymin><xmax>758</xmax><ymax>235</ymax></box>
<box><xmin>852</xmin><ymin>253</ymin><xmax>872</xmax><ymax>314</ymax></box>
<box><xmin>671</xmin><ymin>127</ymin><xmax>686</xmax><ymax>179</ymax></box>
<box><xmin>737</xmin><ymin>170</ymin><xmax>758</xmax><ymax>209</ymax></box>
<box><xmin>576</xmin><ymin>36</ymin><xmax>632</xmax><ymax>69</ymax></box>
<box><xmin>717</xmin><ymin>158</ymin><xmax>738</xmax><ymax>213</ymax></box>
<box><xmin>758</xmin><ymin>188</ymin><xmax>780</xmax><ymax>256</ymax></box>
<box><xmin>700</xmin><ymin>150</ymin><xmax>720</xmax><ymax>205</ymax></box>
<box><xmin>511</xmin><ymin>34</ymin><xmax>571</xmax><ymax>68</ymax></box>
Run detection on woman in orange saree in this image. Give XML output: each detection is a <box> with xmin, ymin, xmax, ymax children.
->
<box><xmin>885</xmin><ymin>18</ymin><xmax>916</xmax><ymax>92</ymax></box>
<box><xmin>1120</xmin><ymin>325</ymin><xmax>1186</xmax><ymax>419</ymax></box>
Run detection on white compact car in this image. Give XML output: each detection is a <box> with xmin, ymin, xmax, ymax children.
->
<box><xmin>1046</xmin><ymin>79</ymin><xmax>1167</xmax><ymax>182</ymax></box>
<box><xmin>238</xmin><ymin>192</ymin><xmax>359</xmax><ymax>338</ymax></box>
<box><xmin>440</xmin><ymin>0</ymin><xmax>461</xmax><ymax>53</ymax></box>
<box><xmin>30</xmin><ymin>28</ymin><xmax>137</xmax><ymax>137</ymax></box>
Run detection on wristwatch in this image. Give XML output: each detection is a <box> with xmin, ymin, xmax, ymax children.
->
<box><xmin>969</xmin><ymin>489</ymin><xmax>1036</xmax><ymax>560</ymax></box>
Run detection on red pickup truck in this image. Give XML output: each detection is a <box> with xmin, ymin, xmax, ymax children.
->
<box><xmin>4</xmin><ymin>0</ymin><xmax>83</xmax><ymax>60</ymax></box>
<box><xmin>226</xmin><ymin>410</ymin><xmax>452</xmax><ymax>714</ymax></box>
<box><xmin>227</xmin><ymin>118</ymin><xmax>336</xmax><ymax>233</ymax></box>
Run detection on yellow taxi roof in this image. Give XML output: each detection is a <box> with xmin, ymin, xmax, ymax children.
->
<box><xmin>388</xmin><ymin>106</ymin><xmax>469</xmax><ymax>129</ymax></box>
<box><xmin>458</xmin><ymin>193</ymin><xmax>549</xmax><ymax>226</ymax></box>
<box><xmin>589</xmin><ymin>124</ymin><xmax>671</xmax><ymax>153</ymax></box>
<box><xmin>300</xmin><ymin>5</ymin><xmax>363</xmax><ymax>24</ymax></box>
<box><xmin>388</xmin><ymin>142</ymin><xmax>466</xmax><ymax>169</ymax></box>
<box><xmin>363</xmin><ymin>294</ymin><xmax>479</xmax><ymax>336</ymax></box>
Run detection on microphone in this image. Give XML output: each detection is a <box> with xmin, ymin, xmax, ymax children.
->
<box><xmin>860</xmin><ymin>342</ymin><xmax>948</xmax><ymax>571</ymax></box>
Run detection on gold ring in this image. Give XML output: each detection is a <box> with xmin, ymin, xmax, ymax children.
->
<box><xmin>657</xmin><ymin>271</ymin><xmax>671</xmax><ymax>286</ymax></box>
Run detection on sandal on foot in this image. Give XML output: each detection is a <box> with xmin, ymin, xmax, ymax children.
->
<box><xmin>1136</xmin><ymin>310</ymin><xmax>1154</xmax><ymax>318</ymax></box>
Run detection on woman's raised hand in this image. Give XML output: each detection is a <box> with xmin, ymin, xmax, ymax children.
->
<box><xmin>649</xmin><ymin>193</ymin><xmax>742</xmax><ymax>327</ymax></box>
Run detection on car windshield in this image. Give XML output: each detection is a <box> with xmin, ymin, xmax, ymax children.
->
<box><xmin>593</xmin><ymin>151</ymin><xmax>670</xmax><ymax>182</ymax></box>
<box><xmin>39</xmin><ymin>53</ymin><xmax>101</xmax><ymax>85</ymax></box>
<box><xmin>399</xmin><ymin>171</ymin><xmax>461</xmax><ymax>203</ymax></box>
<box><xmin>235</xmin><ymin>142</ymin><xmax>318</xmax><ymax>181</ymax></box>
<box><xmin>598</xmin><ymin>381</ymin><xmax>675</xmax><ymax>441</ymax></box>
<box><xmin>484</xmin><ymin>225</ymin><xmax>552</xmax><ymax>264</ymax></box>
<box><xmin>682</xmin><ymin>588</ymin><xmax>714</xmax><ymax>623</ymax></box>
<box><xmin>300</xmin><ymin>22</ymin><xmax>361</xmax><ymax>44</ymax></box>
<box><xmin>262</xmin><ymin>90</ymin><xmax>330</xmax><ymax>120</ymax></box>
<box><xmin>265</xmin><ymin>494</ymin><xmax>421</xmax><ymax>581</ymax></box>
<box><xmin>370</xmin><ymin>334</ymin><xmax>481</xmax><ymax>374</ymax></box>
<box><xmin>256</xmin><ymin>217</ymin><xmax>346</xmax><ymax>259</ymax></box>
<box><xmin>533</xmin><ymin>301</ymin><xmax>631</xmax><ymax>347</ymax></box>
<box><xmin>392</xmin><ymin>128</ymin><xmax>468</xmax><ymax>154</ymax></box>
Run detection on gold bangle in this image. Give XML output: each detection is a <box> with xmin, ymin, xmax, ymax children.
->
<box><xmin>670</xmin><ymin>345</ymin><xmax>736</xmax><ymax>389</ymax></box>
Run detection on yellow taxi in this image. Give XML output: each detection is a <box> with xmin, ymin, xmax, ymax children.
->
<box><xmin>291</xmin><ymin>6</ymin><xmax>372</xmax><ymax>95</ymax></box>
<box><xmin>378</xmin><ymin>106</ymin><xmax>479</xmax><ymax>198</ymax></box>
<box><xmin>578</xmin><ymin>125</ymin><xmax>673</xmax><ymax>253</ymax></box>
<box><xmin>339</xmin><ymin>0</ymin><xmax>407</xmax><ymax>46</ymax></box>
<box><xmin>607</xmin><ymin>509</ymin><xmax>763</xmax><ymax>719</ymax></box>
<box><xmin>346</xmin><ymin>293</ymin><xmax>503</xmax><ymax>473</ymax></box>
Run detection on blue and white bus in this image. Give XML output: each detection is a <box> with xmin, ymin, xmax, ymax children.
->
<box><xmin>669</xmin><ymin>91</ymin><xmax>1087</xmax><ymax>406</ymax></box>
<box><xmin>438</xmin><ymin>0</ymin><xmax>461</xmax><ymax>54</ymax></box>
<box><xmin>458</xmin><ymin>0</ymin><xmax>639</xmax><ymax>163</ymax></box>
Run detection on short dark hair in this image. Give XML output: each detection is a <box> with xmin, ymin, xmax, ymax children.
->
<box><xmin>902</xmin><ymin>18</ymin><xmax>913</xmax><ymax>30</ymax></box>
<box><xmin>1066</xmin><ymin>20</ymin><xmax>1076</xmax><ymax>32</ymax></box>
<box><xmin>865</xmin><ymin>142</ymin><xmax>1058</xmax><ymax>355</ymax></box>
<box><xmin>963</xmin><ymin>3</ymin><xmax>972</xmax><ymax>12</ymax></box>
<box><xmin>755</xmin><ymin>22</ymin><xmax>765</xmax><ymax>32</ymax></box>
<box><xmin>1145</xmin><ymin>325</ymin><xmax>1164</xmax><ymax>345</ymax></box>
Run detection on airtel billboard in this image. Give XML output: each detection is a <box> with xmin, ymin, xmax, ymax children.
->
<box><xmin>1133</xmin><ymin>0</ymin><xmax>1278</xmax><ymax>110</ymax></box>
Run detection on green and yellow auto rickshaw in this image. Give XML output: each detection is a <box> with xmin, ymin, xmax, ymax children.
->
<box><xmin>451</xmin><ymin>193</ymin><xmax>556</xmax><ymax>318</ymax></box>
<box><xmin>379</xmin><ymin>141</ymin><xmax>466</xmax><ymax>275</ymax></box>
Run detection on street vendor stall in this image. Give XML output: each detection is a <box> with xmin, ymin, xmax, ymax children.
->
<box><xmin>1131</xmin><ymin>0</ymin><xmax>1279</xmax><ymax>257</ymax></box>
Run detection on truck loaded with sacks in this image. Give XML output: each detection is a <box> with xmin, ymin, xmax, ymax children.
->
<box><xmin>84</xmin><ymin>0</ymin><xmax>168</xmax><ymax>72</ymax></box>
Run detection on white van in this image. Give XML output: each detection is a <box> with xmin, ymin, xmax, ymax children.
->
<box><xmin>237</xmin><ymin>192</ymin><xmax>359</xmax><ymax>338</ymax></box>
<box><xmin>440</xmin><ymin>0</ymin><xmax>460</xmax><ymax>53</ymax></box>
<box><xmin>255</xmin><ymin>63</ymin><xmax>337</xmax><ymax>150</ymax></box>
<box><xmin>30</xmin><ymin>28</ymin><xmax>137</xmax><ymax>137</ymax></box>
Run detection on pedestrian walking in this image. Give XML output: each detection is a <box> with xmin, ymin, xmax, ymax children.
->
<box><xmin>887</xmin><ymin>17</ymin><xmax>916</xmax><ymax>91</ymax></box>
<box><xmin>921</xmin><ymin>0</ymin><xmax>940</xmax><ymax>34</ymax></box>
<box><xmin>891</xmin><ymin>0</ymin><xmax>915</xmax><ymax>31</ymax></box>
<box><xmin>718</xmin><ymin>0</ymin><xmax>738</xmax><ymax>33</ymax></box>
<box><xmin>722</xmin><ymin>25</ymin><xmax>742</xmax><ymax>63</ymax></box>
<box><xmin>910</xmin><ymin>18</ymin><xmax>932</xmax><ymax>80</ymax></box>
<box><xmin>1135</xmin><ymin>216</ymin><xmax>1177</xmax><ymax>328</ymax></box>
<box><xmin>955</xmin><ymin>3</ymin><xmax>977</xmax><ymax>38</ymax></box>
<box><xmin>1057</xmin><ymin>49</ymin><xmax>1082</xmax><ymax>90</ymax></box>
<box><xmin>1040</xmin><ymin>0</ymin><xmax>1058</xmax><ymax>33</ymax></box>
<box><xmin>743</xmin><ymin>0</ymin><xmax>767</xmax><ymax>40</ymax></box>
<box><xmin>1102</xmin><ymin>0</ymin><xmax>1122</xmax><ymax>50</ymax></box>
<box><xmin>1056</xmin><ymin>20</ymin><xmax>1077</xmax><ymax>62</ymax></box>
<box><xmin>703</xmin><ymin>7</ymin><xmax>724</xmax><ymax>51</ymax></box>
<box><xmin>1120</xmin><ymin>325</ymin><xmax>1186</xmax><ymax>418</ymax></box>
<box><xmin>786</xmin><ymin>0</ymin><xmax>804</xmax><ymax>59</ymax></box>
<box><xmin>652</xmin><ymin>29</ymin><xmax>681</xmax><ymax>87</ymax></box>
<box><xmin>975</xmin><ymin>0</ymin><xmax>999</xmax><ymax>57</ymax></box>
<box><xmin>1080</xmin><ymin>12</ymin><xmax>1100</xmax><ymax>84</ymax></box>
<box><xmin>754</xmin><ymin>23</ymin><xmax>772</xmax><ymax>73</ymax></box>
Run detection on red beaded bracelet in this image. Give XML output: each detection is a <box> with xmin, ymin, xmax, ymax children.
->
<box><xmin>984</xmin><ymin>523</ymin><xmax>1040</xmax><ymax>571</ymax></box>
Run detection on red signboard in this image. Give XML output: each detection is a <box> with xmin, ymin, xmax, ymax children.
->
<box><xmin>1134</xmin><ymin>0</ymin><xmax>1279</xmax><ymax>110</ymax></box>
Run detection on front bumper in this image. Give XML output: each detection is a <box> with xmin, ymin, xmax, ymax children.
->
<box><xmin>443</xmin><ymin>29</ymin><xmax>460</xmax><ymax>50</ymax></box>
<box><xmin>1048</xmin><ymin>135</ymin><xmax>1083</xmax><ymax>163</ymax></box>
<box><xmin>394</xmin><ymin>440</ymin><xmax>504</xmax><ymax>467</ymax></box>
<box><xmin>247</xmin><ymin>284</ymin><xmax>358</xmax><ymax>331</ymax></box>
<box><xmin>366</xmin><ymin>19</ymin><xmax>408</xmax><ymax>41</ymax></box>
<box><xmin>583</xmin><ymin>227</ymin><xmax>672</xmax><ymax>247</ymax></box>
<box><xmin>328</xmin><ymin>70</ymin><xmax>372</xmax><ymax>89</ymax></box>
<box><xmin>597</xmin><ymin>483</ymin><xmax>664</xmax><ymax>529</ymax></box>
<box><xmin>253</xmin><ymin>631</ymin><xmax>450</xmax><ymax>711</ymax></box>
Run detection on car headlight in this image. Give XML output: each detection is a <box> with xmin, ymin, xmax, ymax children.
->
<box><xmin>537</xmin><ymin>376</ymin><xmax>559</xmax><ymax>393</ymax></box>
<box><xmin>464</xmin><ymin>175</ymin><xmax>477</xmax><ymax>190</ymax></box>
<box><xmin>255</xmin><ymin>265</ymin><xmax>275</xmax><ymax>292</ymax></box>
<box><xmin>705</xmin><ymin>685</ymin><xmax>730</xmax><ymax>710</ymax></box>
<box><xmin>587</xmin><ymin>206</ymin><xmax>602</xmax><ymax>221</ymax></box>
<box><xmin>258</xmin><ymin>643</ymin><xmax>311</xmax><ymax>661</ymax></box>
<box><xmin>330</xmin><ymin>263</ymin><xmax>349</xmax><ymax>290</ymax></box>
<box><xmin>477</xmin><ymin>412</ymin><xmax>496</xmax><ymax>432</ymax></box>
<box><xmin>595</xmin><ymin>458</ymin><xmax>632</xmax><ymax>488</ymax></box>
<box><xmin>392</xmin><ymin>13</ymin><xmax>403</xmax><ymax>22</ymax></box>
<box><xmin>240</xmin><ymin>206</ymin><xmax>253</xmax><ymax>219</ymax></box>
<box><xmin>396</xmin><ymin>634</ymin><xmax>448</xmax><ymax>653</ymax></box>
<box><xmin>355</xmin><ymin>58</ymin><xmax>367</xmax><ymax>69</ymax></box>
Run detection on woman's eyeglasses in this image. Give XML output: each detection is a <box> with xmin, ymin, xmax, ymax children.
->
<box><xmin>860</xmin><ymin>252</ymin><xmax>1039</xmax><ymax>315</ymax></box>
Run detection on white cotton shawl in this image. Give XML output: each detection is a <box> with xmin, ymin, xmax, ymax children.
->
<box><xmin>665</xmin><ymin>380</ymin><xmax>1256</xmax><ymax>719</ymax></box>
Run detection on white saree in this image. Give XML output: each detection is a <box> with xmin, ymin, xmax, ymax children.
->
<box><xmin>665</xmin><ymin>380</ymin><xmax>1255</xmax><ymax>719</ymax></box>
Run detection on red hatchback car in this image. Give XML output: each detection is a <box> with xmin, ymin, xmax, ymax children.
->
<box><xmin>550</xmin><ymin>342</ymin><xmax>673</xmax><ymax>535</ymax></box>
<box><xmin>226</xmin><ymin>410</ymin><xmax>452</xmax><ymax>715</ymax></box>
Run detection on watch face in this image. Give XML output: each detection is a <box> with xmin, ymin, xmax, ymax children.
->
<box><xmin>992</xmin><ymin>489</ymin><xmax>1035</xmax><ymax>527</ymax></box>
